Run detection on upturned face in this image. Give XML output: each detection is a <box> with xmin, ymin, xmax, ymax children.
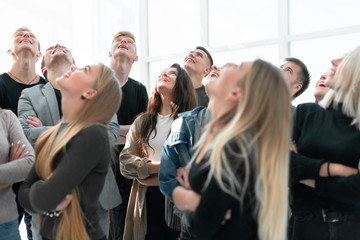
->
<box><xmin>314</xmin><ymin>71</ymin><xmax>331</xmax><ymax>102</ymax></box>
<box><xmin>57</xmin><ymin>65</ymin><xmax>99</xmax><ymax>97</ymax></box>
<box><xmin>183</xmin><ymin>49</ymin><xmax>211</xmax><ymax>77</ymax></box>
<box><xmin>156</xmin><ymin>67</ymin><xmax>178</xmax><ymax>96</ymax></box>
<box><xmin>11</xmin><ymin>30</ymin><xmax>40</xmax><ymax>57</ymax></box>
<box><xmin>43</xmin><ymin>44</ymin><xmax>73</xmax><ymax>67</ymax></box>
<box><xmin>323</xmin><ymin>57</ymin><xmax>343</xmax><ymax>89</ymax></box>
<box><xmin>110</xmin><ymin>35</ymin><xmax>138</xmax><ymax>62</ymax></box>
<box><xmin>207</xmin><ymin>62</ymin><xmax>252</xmax><ymax>102</ymax></box>
<box><xmin>280</xmin><ymin>61</ymin><xmax>302</xmax><ymax>97</ymax></box>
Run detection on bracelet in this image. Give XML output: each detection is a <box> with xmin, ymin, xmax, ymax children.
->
<box><xmin>43</xmin><ymin>210</ymin><xmax>63</xmax><ymax>217</ymax></box>
<box><xmin>327</xmin><ymin>161</ymin><xmax>331</xmax><ymax>177</ymax></box>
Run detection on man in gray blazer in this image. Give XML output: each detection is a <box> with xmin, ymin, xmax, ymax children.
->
<box><xmin>17</xmin><ymin>44</ymin><xmax>121</xmax><ymax>238</ymax></box>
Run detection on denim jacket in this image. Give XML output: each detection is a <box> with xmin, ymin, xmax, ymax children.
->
<box><xmin>159</xmin><ymin>106</ymin><xmax>211</xmax><ymax>201</ymax></box>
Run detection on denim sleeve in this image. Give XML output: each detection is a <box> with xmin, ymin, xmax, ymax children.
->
<box><xmin>159</xmin><ymin>139</ymin><xmax>181</xmax><ymax>201</ymax></box>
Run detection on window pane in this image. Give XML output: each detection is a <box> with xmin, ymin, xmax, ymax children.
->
<box><xmin>211</xmin><ymin>45</ymin><xmax>278</xmax><ymax>67</ymax></box>
<box><xmin>148</xmin><ymin>0</ymin><xmax>201</xmax><ymax>56</ymax></box>
<box><xmin>209</xmin><ymin>0</ymin><xmax>278</xmax><ymax>47</ymax></box>
<box><xmin>290</xmin><ymin>33</ymin><xmax>360</xmax><ymax>105</ymax></box>
<box><xmin>290</xmin><ymin>0</ymin><xmax>360</xmax><ymax>34</ymax></box>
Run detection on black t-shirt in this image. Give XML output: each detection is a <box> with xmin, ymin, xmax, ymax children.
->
<box><xmin>196</xmin><ymin>85</ymin><xmax>209</xmax><ymax>107</ymax></box>
<box><xmin>0</xmin><ymin>73</ymin><xmax>47</xmax><ymax>115</ymax></box>
<box><xmin>54</xmin><ymin>88</ymin><xmax>62</xmax><ymax>118</ymax></box>
<box><xmin>116</xmin><ymin>77</ymin><xmax>148</xmax><ymax>125</ymax></box>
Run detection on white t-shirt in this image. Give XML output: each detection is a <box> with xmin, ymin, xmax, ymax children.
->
<box><xmin>146</xmin><ymin>113</ymin><xmax>174</xmax><ymax>163</ymax></box>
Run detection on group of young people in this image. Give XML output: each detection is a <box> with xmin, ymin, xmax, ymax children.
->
<box><xmin>0</xmin><ymin>26</ymin><xmax>360</xmax><ymax>240</ymax></box>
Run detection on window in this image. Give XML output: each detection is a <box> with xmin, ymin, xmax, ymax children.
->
<box><xmin>209</xmin><ymin>0</ymin><xmax>278</xmax><ymax>46</ymax></box>
<box><xmin>148</xmin><ymin>0</ymin><xmax>201</xmax><ymax>56</ymax></box>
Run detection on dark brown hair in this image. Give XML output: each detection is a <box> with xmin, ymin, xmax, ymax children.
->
<box><xmin>136</xmin><ymin>63</ymin><xmax>197</xmax><ymax>155</ymax></box>
<box><xmin>285</xmin><ymin>57</ymin><xmax>310</xmax><ymax>98</ymax></box>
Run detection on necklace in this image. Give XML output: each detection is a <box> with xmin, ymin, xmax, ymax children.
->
<box><xmin>8</xmin><ymin>71</ymin><xmax>38</xmax><ymax>85</ymax></box>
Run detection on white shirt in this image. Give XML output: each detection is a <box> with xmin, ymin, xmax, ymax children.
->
<box><xmin>146</xmin><ymin>113</ymin><xmax>173</xmax><ymax>163</ymax></box>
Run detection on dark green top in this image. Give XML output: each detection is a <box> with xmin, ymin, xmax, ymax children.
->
<box><xmin>291</xmin><ymin>102</ymin><xmax>360</xmax><ymax>215</ymax></box>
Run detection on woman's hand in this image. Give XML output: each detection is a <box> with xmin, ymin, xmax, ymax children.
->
<box><xmin>55</xmin><ymin>194</ymin><xmax>73</xmax><ymax>211</ymax></box>
<box><xmin>289</xmin><ymin>141</ymin><xmax>298</xmax><ymax>153</ymax></box>
<box><xmin>172</xmin><ymin>186</ymin><xmax>201</xmax><ymax>212</ymax></box>
<box><xmin>173</xmin><ymin>166</ymin><xmax>201</xmax><ymax>211</ymax></box>
<box><xmin>0</xmin><ymin>183</ymin><xmax>11</xmax><ymax>189</ymax></box>
<box><xmin>176</xmin><ymin>167</ymin><xmax>191</xmax><ymax>190</ymax></box>
<box><xmin>299</xmin><ymin>179</ymin><xmax>315</xmax><ymax>188</ymax></box>
<box><xmin>221</xmin><ymin>210</ymin><xmax>232</xmax><ymax>225</ymax></box>
<box><xmin>9</xmin><ymin>141</ymin><xmax>29</xmax><ymax>161</ymax></box>
<box><xmin>26</xmin><ymin>116</ymin><xmax>43</xmax><ymax>128</ymax></box>
<box><xmin>319</xmin><ymin>162</ymin><xmax>358</xmax><ymax>177</ymax></box>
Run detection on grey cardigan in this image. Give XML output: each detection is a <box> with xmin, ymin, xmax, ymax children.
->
<box><xmin>0</xmin><ymin>109</ymin><xmax>35</xmax><ymax>224</ymax></box>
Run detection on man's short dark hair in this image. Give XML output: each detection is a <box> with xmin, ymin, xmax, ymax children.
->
<box><xmin>285</xmin><ymin>57</ymin><xmax>310</xmax><ymax>98</ymax></box>
<box><xmin>195</xmin><ymin>46</ymin><xmax>213</xmax><ymax>76</ymax></box>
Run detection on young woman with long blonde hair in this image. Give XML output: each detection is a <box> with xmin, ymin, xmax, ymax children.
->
<box><xmin>174</xmin><ymin>59</ymin><xmax>291</xmax><ymax>240</ymax></box>
<box><xmin>289</xmin><ymin>47</ymin><xmax>360</xmax><ymax>239</ymax></box>
<box><xmin>18</xmin><ymin>63</ymin><xmax>121</xmax><ymax>240</ymax></box>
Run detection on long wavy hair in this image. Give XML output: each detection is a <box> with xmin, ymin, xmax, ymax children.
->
<box><xmin>136</xmin><ymin>63</ymin><xmax>197</xmax><ymax>156</ymax></box>
<box><xmin>320</xmin><ymin>46</ymin><xmax>360</xmax><ymax>129</ymax></box>
<box><xmin>34</xmin><ymin>63</ymin><xmax>122</xmax><ymax>240</ymax></box>
<box><xmin>197</xmin><ymin>59</ymin><xmax>291</xmax><ymax>240</ymax></box>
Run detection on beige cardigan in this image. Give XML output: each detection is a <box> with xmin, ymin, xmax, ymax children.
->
<box><xmin>119</xmin><ymin>116</ymin><xmax>152</xmax><ymax>240</ymax></box>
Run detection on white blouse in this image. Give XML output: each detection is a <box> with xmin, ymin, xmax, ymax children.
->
<box><xmin>146</xmin><ymin>113</ymin><xmax>173</xmax><ymax>163</ymax></box>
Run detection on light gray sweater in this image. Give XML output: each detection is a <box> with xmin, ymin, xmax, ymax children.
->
<box><xmin>0</xmin><ymin>109</ymin><xmax>35</xmax><ymax>224</ymax></box>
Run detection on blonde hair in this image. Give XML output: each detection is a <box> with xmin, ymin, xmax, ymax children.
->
<box><xmin>320</xmin><ymin>46</ymin><xmax>360</xmax><ymax>129</ymax></box>
<box><xmin>35</xmin><ymin>63</ymin><xmax>122</xmax><ymax>240</ymax></box>
<box><xmin>198</xmin><ymin>59</ymin><xmax>291</xmax><ymax>240</ymax></box>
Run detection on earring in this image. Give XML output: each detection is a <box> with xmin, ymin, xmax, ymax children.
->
<box><xmin>81</xmin><ymin>95</ymin><xmax>86</xmax><ymax>100</ymax></box>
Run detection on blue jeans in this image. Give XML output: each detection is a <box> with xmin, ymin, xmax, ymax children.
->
<box><xmin>0</xmin><ymin>219</ymin><xmax>22</xmax><ymax>240</ymax></box>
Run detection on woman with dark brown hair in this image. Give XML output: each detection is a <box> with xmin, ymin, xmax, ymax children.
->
<box><xmin>120</xmin><ymin>63</ymin><xmax>197</xmax><ymax>240</ymax></box>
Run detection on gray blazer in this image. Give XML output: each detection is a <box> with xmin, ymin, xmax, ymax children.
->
<box><xmin>18</xmin><ymin>82</ymin><xmax>59</xmax><ymax>147</ymax></box>
<box><xmin>17</xmin><ymin>82</ymin><xmax>121</xmax><ymax>210</ymax></box>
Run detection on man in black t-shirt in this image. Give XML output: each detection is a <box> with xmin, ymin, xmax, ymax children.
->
<box><xmin>0</xmin><ymin>26</ymin><xmax>46</xmax><ymax>240</ymax></box>
<box><xmin>183</xmin><ymin>46</ymin><xmax>213</xmax><ymax>107</ymax></box>
<box><xmin>108</xmin><ymin>31</ymin><xmax>148</xmax><ymax>240</ymax></box>
<box><xmin>0</xmin><ymin>27</ymin><xmax>46</xmax><ymax>115</ymax></box>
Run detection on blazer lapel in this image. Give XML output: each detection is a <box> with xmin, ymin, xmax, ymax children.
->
<box><xmin>42</xmin><ymin>83</ymin><xmax>61</xmax><ymax>124</ymax></box>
